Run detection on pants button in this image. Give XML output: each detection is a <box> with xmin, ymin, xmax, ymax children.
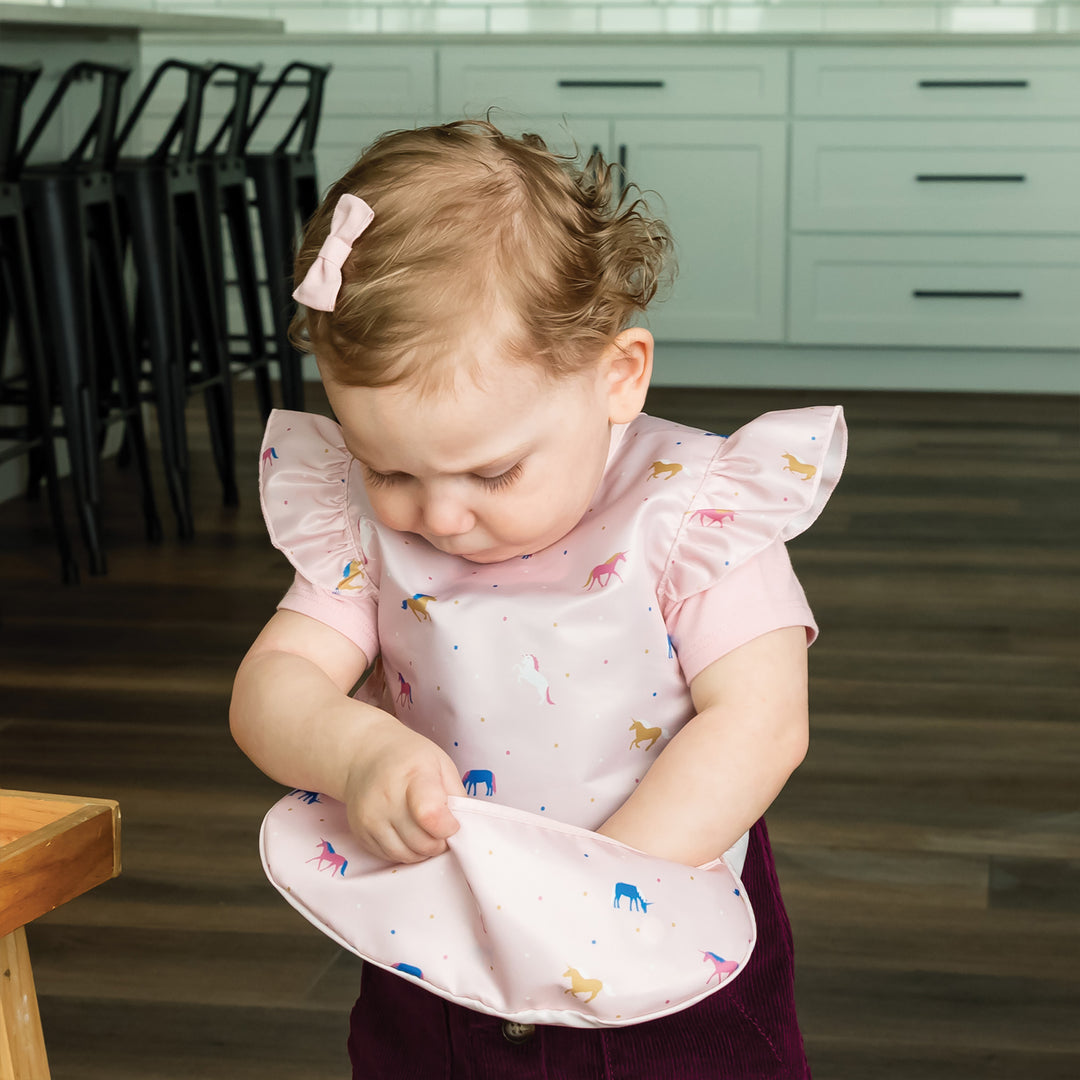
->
<box><xmin>501</xmin><ymin>1020</ymin><xmax>536</xmax><ymax>1044</ymax></box>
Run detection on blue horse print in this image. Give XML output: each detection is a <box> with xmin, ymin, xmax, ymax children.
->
<box><xmin>392</xmin><ymin>962</ymin><xmax>424</xmax><ymax>980</ymax></box>
<box><xmin>462</xmin><ymin>769</ymin><xmax>496</xmax><ymax>796</ymax></box>
<box><xmin>289</xmin><ymin>789</ymin><xmax>322</xmax><ymax>805</ymax></box>
<box><xmin>613</xmin><ymin>882</ymin><xmax>652</xmax><ymax>912</ymax></box>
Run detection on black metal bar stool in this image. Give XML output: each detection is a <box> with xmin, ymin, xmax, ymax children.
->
<box><xmin>197</xmin><ymin>61</ymin><xmax>273</xmax><ymax>423</ymax></box>
<box><xmin>114</xmin><ymin>58</ymin><xmax>240</xmax><ymax>538</ymax></box>
<box><xmin>0</xmin><ymin>63</ymin><xmax>79</xmax><ymax>583</ymax></box>
<box><xmin>16</xmin><ymin>61</ymin><xmax>164</xmax><ymax>576</ymax></box>
<box><xmin>244</xmin><ymin>62</ymin><xmax>331</xmax><ymax>413</ymax></box>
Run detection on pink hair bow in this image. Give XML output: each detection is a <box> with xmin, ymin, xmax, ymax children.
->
<box><xmin>292</xmin><ymin>193</ymin><xmax>374</xmax><ymax>312</ymax></box>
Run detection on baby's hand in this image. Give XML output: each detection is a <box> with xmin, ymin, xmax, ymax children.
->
<box><xmin>342</xmin><ymin>717</ymin><xmax>465</xmax><ymax>864</ymax></box>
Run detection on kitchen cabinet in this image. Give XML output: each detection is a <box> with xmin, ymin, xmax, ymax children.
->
<box><xmin>438</xmin><ymin>45</ymin><xmax>788</xmax><ymax>343</ymax></box>
<box><xmin>789</xmin><ymin>45</ymin><xmax>1080</xmax><ymax>352</ymax></box>
<box><xmin>612</xmin><ymin>119</ymin><xmax>785</xmax><ymax>342</ymax></box>
<box><xmin>129</xmin><ymin>33</ymin><xmax>1080</xmax><ymax>391</ymax></box>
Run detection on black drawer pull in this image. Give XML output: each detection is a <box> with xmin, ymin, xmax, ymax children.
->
<box><xmin>918</xmin><ymin>79</ymin><xmax>1029</xmax><ymax>89</ymax></box>
<box><xmin>557</xmin><ymin>79</ymin><xmax>665</xmax><ymax>89</ymax></box>
<box><xmin>913</xmin><ymin>290</ymin><xmax>1023</xmax><ymax>299</ymax></box>
<box><xmin>916</xmin><ymin>174</ymin><xmax>1027</xmax><ymax>183</ymax></box>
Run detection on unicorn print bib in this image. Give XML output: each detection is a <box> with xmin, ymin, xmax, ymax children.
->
<box><xmin>257</xmin><ymin>405</ymin><xmax>846</xmax><ymax>1026</ymax></box>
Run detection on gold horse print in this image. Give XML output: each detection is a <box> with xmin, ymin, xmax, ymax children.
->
<box><xmin>402</xmin><ymin>593</ymin><xmax>437</xmax><ymax>622</ymax></box>
<box><xmin>781</xmin><ymin>453</ymin><xmax>816</xmax><ymax>481</ymax></box>
<box><xmin>337</xmin><ymin>559</ymin><xmax>366</xmax><ymax>591</ymax></box>
<box><xmin>563</xmin><ymin>966</ymin><xmax>603</xmax><ymax>1003</ymax></box>
<box><xmin>648</xmin><ymin>460</ymin><xmax>683</xmax><ymax>481</ymax></box>
<box><xmin>629</xmin><ymin>719</ymin><xmax>662</xmax><ymax>750</ymax></box>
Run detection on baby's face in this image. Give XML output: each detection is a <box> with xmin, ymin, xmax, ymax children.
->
<box><xmin>325</xmin><ymin>350</ymin><xmax>618</xmax><ymax>564</ymax></box>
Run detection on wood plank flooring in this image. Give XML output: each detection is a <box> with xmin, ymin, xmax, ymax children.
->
<box><xmin>1</xmin><ymin>382</ymin><xmax>1077</xmax><ymax>1079</ymax></box>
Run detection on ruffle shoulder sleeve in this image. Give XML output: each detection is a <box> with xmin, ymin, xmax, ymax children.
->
<box><xmin>659</xmin><ymin>405</ymin><xmax>846</xmax><ymax>609</ymax></box>
<box><xmin>258</xmin><ymin>409</ymin><xmax>377</xmax><ymax>598</ymax></box>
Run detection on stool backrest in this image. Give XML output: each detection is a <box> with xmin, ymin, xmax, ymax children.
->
<box><xmin>116</xmin><ymin>58</ymin><xmax>211</xmax><ymax>164</ymax></box>
<box><xmin>0</xmin><ymin>64</ymin><xmax>41</xmax><ymax>181</ymax></box>
<box><xmin>245</xmin><ymin>62</ymin><xmax>331</xmax><ymax>158</ymax></box>
<box><xmin>16</xmin><ymin>62</ymin><xmax>130</xmax><ymax>173</ymax></box>
<box><xmin>199</xmin><ymin>62</ymin><xmax>263</xmax><ymax>162</ymax></box>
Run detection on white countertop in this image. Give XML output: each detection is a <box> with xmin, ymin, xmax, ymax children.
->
<box><xmin>1</xmin><ymin>1</ymin><xmax>1077</xmax><ymax>43</ymax></box>
<box><xmin>139</xmin><ymin>30</ymin><xmax>1080</xmax><ymax>46</ymax></box>
<box><xmin>0</xmin><ymin>2</ymin><xmax>283</xmax><ymax>34</ymax></box>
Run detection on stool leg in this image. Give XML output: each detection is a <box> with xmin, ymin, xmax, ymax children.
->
<box><xmin>0</xmin><ymin>927</ymin><xmax>51</xmax><ymax>1080</ymax></box>
<box><xmin>175</xmin><ymin>188</ymin><xmax>238</xmax><ymax>507</ymax></box>
<box><xmin>223</xmin><ymin>180</ymin><xmax>273</xmax><ymax>421</ymax></box>
<box><xmin>87</xmin><ymin>197</ymin><xmax>163</xmax><ymax>544</ymax></box>
<box><xmin>26</xmin><ymin>183</ymin><xmax>107</xmax><ymax>575</ymax></box>
<box><xmin>121</xmin><ymin>170</ymin><xmax>195</xmax><ymax>539</ymax></box>
<box><xmin>0</xmin><ymin>212</ymin><xmax>79</xmax><ymax>584</ymax></box>
<box><xmin>251</xmin><ymin>161</ymin><xmax>304</xmax><ymax>412</ymax></box>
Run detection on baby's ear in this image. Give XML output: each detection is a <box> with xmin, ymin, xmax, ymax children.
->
<box><xmin>603</xmin><ymin>328</ymin><xmax>653</xmax><ymax>424</ymax></box>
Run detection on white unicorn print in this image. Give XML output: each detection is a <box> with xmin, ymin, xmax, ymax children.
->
<box><xmin>514</xmin><ymin>652</ymin><xmax>555</xmax><ymax>705</ymax></box>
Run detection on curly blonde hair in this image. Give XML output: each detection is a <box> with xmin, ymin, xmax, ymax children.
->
<box><xmin>290</xmin><ymin>119</ymin><xmax>674</xmax><ymax>390</ymax></box>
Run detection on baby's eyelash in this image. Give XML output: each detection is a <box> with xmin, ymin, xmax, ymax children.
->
<box><xmin>363</xmin><ymin>468</ymin><xmax>400</xmax><ymax>489</ymax></box>
<box><xmin>363</xmin><ymin>463</ymin><xmax>523</xmax><ymax>491</ymax></box>
<box><xmin>477</xmin><ymin>462</ymin><xmax>523</xmax><ymax>492</ymax></box>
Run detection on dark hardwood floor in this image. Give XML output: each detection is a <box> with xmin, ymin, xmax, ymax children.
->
<box><xmin>1</xmin><ymin>381</ymin><xmax>1077</xmax><ymax>1078</ymax></box>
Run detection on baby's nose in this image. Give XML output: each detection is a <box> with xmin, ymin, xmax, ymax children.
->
<box><xmin>421</xmin><ymin>491</ymin><xmax>474</xmax><ymax>537</ymax></box>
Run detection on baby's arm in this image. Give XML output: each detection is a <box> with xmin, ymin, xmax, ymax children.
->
<box><xmin>596</xmin><ymin>625</ymin><xmax>808</xmax><ymax>866</ymax></box>
<box><xmin>230</xmin><ymin>609</ymin><xmax>464</xmax><ymax>863</ymax></box>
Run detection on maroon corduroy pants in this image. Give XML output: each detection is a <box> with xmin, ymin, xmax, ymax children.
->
<box><xmin>347</xmin><ymin>819</ymin><xmax>810</xmax><ymax>1079</ymax></box>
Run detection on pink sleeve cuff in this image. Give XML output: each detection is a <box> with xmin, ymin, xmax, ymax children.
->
<box><xmin>666</xmin><ymin>541</ymin><xmax>817</xmax><ymax>684</ymax></box>
<box><xmin>277</xmin><ymin>572</ymin><xmax>380</xmax><ymax>665</ymax></box>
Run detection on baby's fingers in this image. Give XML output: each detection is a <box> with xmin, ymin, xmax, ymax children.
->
<box><xmin>407</xmin><ymin>774</ymin><xmax>460</xmax><ymax>842</ymax></box>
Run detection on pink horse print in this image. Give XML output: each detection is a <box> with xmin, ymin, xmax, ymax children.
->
<box><xmin>397</xmin><ymin>672</ymin><xmax>413</xmax><ymax>708</ymax></box>
<box><xmin>688</xmin><ymin>508</ymin><xmax>736</xmax><ymax>528</ymax></box>
<box><xmin>584</xmin><ymin>551</ymin><xmax>628</xmax><ymax>590</ymax></box>
<box><xmin>261</xmin><ymin>446</ymin><xmax>278</xmax><ymax>468</ymax></box>
<box><xmin>307</xmin><ymin>839</ymin><xmax>348</xmax><ymax>877</ymax></box>
<box><xmin>702</xmin><ymin>951</ymin><xmax>739</xmax><ymax>985</ymax></box>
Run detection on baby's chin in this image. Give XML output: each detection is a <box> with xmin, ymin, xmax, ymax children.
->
<box><xmin>456</xmin><ymin>546</ymin><xmax>526</xmax><ymax>565</ymax></box>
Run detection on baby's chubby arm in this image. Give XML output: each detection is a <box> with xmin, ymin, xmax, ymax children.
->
<box><xmin>596</xmin><ymin>625</ymin><xmax>809</xmax><ymax>866</ymax></box>
<box><xmin>230</xmin><ymin>609</ymin><xmax>465</xmax><ymax>863</ymax></box>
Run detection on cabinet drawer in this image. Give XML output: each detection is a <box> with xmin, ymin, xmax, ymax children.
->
<box><xmin>439</xmin><ymin>45</ymin><xmax>788</xmax><ymax>118</ymax></box>
<box><xmin>794</xmin><ymin>47</ymin><xmax>1080</xmax><ymax>118</ymax></box>
<box><xmin>789</xmin><ymin>235</ymin><xmax>1080</xmax><ymax>349</ymax></box>
<box><xmin>791</xmin><ymin>121</ymin><xmax>1080</xmax><ymax>234</ymax></box>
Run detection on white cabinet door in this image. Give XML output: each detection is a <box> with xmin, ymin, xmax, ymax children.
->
<box><xmin>614</xmin><ymin>119</ymin><xmax>787</xmax><ymax>343</ymax></box>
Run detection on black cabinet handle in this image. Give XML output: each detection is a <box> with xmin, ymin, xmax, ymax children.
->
<box><xmin>916</xmin><ymin>174</ymin><xmax>1027</xmax><ymax>183</ymax></box>
<box><xmin>557</xmin><ymin>80</ymin><xmax>665</xmax><ymax>89</ymax></box>
<box><xmin>617</xmin><ymin>143</ymin><xmax>627</xmax><ymax>198</ymax></box>
<box><xmin>918</xmin><ymin>79</ymin><xmax>1029</xmax><ymax>89</ymax></box>
<box><xmin>913</xmin><ymin>290</ymin><xmax>1023</xmax><ymax>299</ymax></box>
